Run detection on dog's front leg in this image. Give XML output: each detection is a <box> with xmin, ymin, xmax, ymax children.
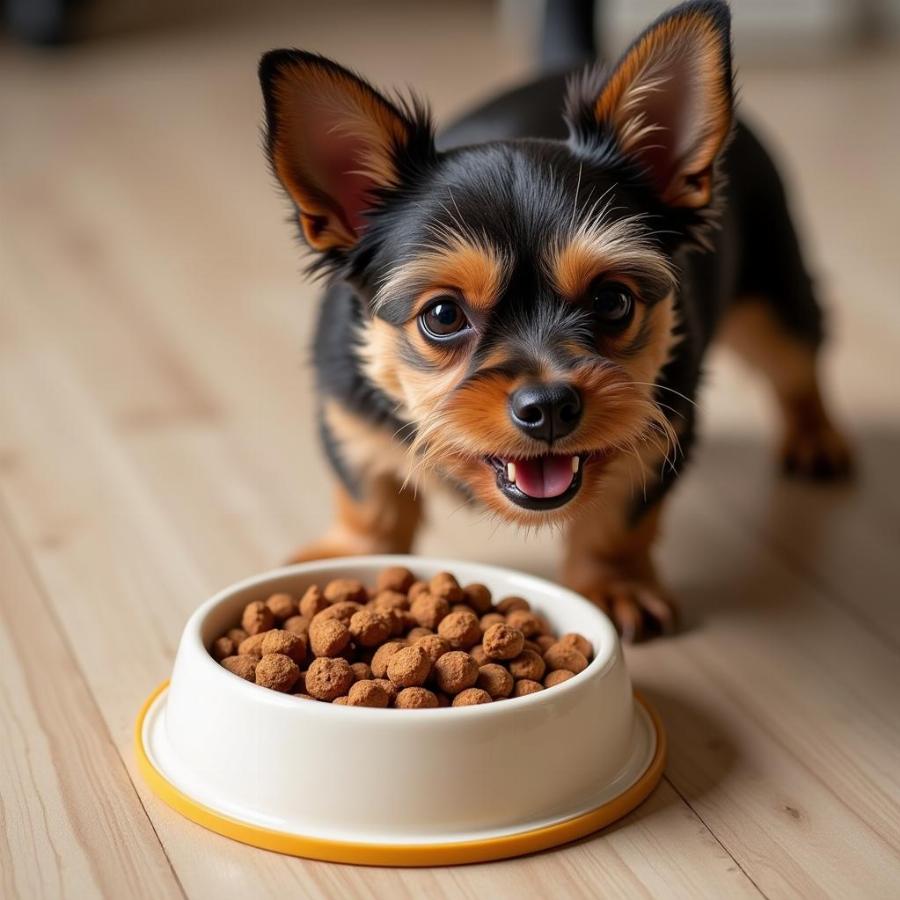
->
<box><xmin>562</xmin><ymin>494</ymin><xmax>675</xmax><ymax>643</ymax></box>
<box><xmin>287</xmin><ymin>476</ymin><xmax>423</xmax><ymax>564</ymax></box>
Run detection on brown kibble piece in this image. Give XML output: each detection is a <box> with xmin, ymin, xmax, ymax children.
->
<box><xmin>299</xmin><ymin>585</ymin><xmax>329</xmax><ymax>619</ymax></box>
<box><xmin>255</xmin><ymin>653</ymin><xmax>300</xmax><ymax>692</ymax></box>
<box><xmin>265</xmin><ymin>592</ymin><xmax>297</xmax><ymax>621</ymax></box>
<box><xmin>544</xmin><ymin>669</ymin><xmax>575</xmax><ymax>687</ymax></box>
<box><xmin>261</xmin><ymin>629</ymin><xmax>306</xmax><ymax>664</ymax></box>
<box><xmin>414</xmin><ymin>634</ymin><xmax>451</xmax><ymax>665</ymax></box>
<box><xmin>497</xmin><ymin>595</ymin><xmax>530</xmax><ymax>614</ymax></box>
<box><xmin>349</xmin><ymin>608</ymin><xmax>392</xmax><ymax>647</ymax></box>
<box><xmin>437</xmin><ymin>610</ymin><xmax>482</xmax><ymax>649</ymax></box>
<box><xmin>410</xmin><ymin>592</ymin><xmax>450</xmax><ymax>629</ymax></box>
<box><xmin>211</xmin><ymin>636</ymin><xmax>235</xmax><ymax>661</ymax></box>
<box><xmin>306</xmin><ymin>657</ymin><xmax>355</xmax><ymax>701</ymax></box>
<box><xmin>237</xmin><ymin>632</ymin><xmax>266</xmax><ymax>657</ymax></box>
<box><xmin>509</xmin><ymin>649</ymin><xmax>546</xmax><ymax>681</ymax></box>
<box><xmin>350</xmin><ymin>661</ymin><xmax>372</xmax><ymax>682</ymax></box>
<box><xmin>394</xmin><ymin>687</ymin><xmax>439</xmax><ymax>709</ymax></box>
<box><xmin>372</xmin><ymin>678</ymin><xmax>398</xmax><ymax>702</ymax></box>
<box><xmin>241</xmin><ymin>600</ymin><xmax>274</xmax><ymax>635</ymax></box>
<box><xmin>560</xmin><ymin>632</ymin><xmax>593</xmax><ymax>659</ymax></box>
<box><xmin>477</xmin><ymin>663</ymin><xmax>514</xmax><ymax>698</ymax></box>
<box><xmin>371</xmin><ymin>641</ymin><xmax>405</xmax><ymax>678</ymax></box>
<box><xmin>332</xmin><ymin>696</ymin><xmax>349</xmax><ymax>705</ymax></box>
<box><xmin>535</xmin><ymin>634</ymin><xmax>556</xmax><ymax>652</ymax></box>
<box><xmin>462</xmin><ymin>583</ymin><xmax>493</xmax><ymax>614</ymax></box>
<box><xmin>480</xmin><ymin>612</ymin><xmax>505</xmax><ymax>634</ymax></box>
<box><xmin>324</xmin><ymin>578</ymin><xmax>367</xmax><ymax>604</ymax></box>
<box><xmin>386</xmin><ymin>644</ymin><xmax>432</xmax><ymax>687</ymax></box>
<box><xmin>469</xmin><ymin>644</ymin><xmax>488</xmax><ymax>666</ymax></box>
<box><xmin>226</xmin><ymin>628</ymin><xmax>248</xmax><ymax>646</ymax></box>
<box><xmin>372</xmin><ymin>589</ymin><xmax>410</xmax><ymax>612</ymax></box>
<box><xmin>505</xmin><ymin>610</ymin><xmax>543</xmax><ymax>638</ymax></box>
<box><xmin>512</xmin><ymin>679</ymin><xmax>543</xmax><ymax>697</ymax></box>
<box><xmin>221</xmin><ymin>655</ymin><xmax>257</xmax><ymax>681</ymax></box>
<box><xmin>406</xmin><ymin>626</ymin><xmax>433</xmax><ymax>642</ymax></box>
<box><xmin>433</xmin><ymin>651</ymin><xmax>479</xmax><ymax>694</ymax></box>
<box><xmin>453</xmin><ymin>688</ymin><xmax>492</xmax><ymax>706</ymax></box>
<box><xmin>283</xmin><ymin>615</ymin><xmax>311</xmax><ymax>637</ymax></box>
<box><xmin>429</xmin><ymin>571</ymin><xmax>463</xmax><ymax>603</ymax></box>
<box><xmin>376</xmin><ymin>566</ymin><xmax>416</xmax><ymax>594</ymax></box>
<box><xmin>544</xmin><ymin>643</ymin><xmax>589</xmax><ymax>674</ymax></box>
<box><xmin>407</xmin><ymin>580</ymin><xmax>430</xmax><ymax>601</ymax></box>
<box><xmin>309</xmin><ymin>618</ymin><xmax>351</xmax><ymax>658</ymax></box>
<box><xmin>314</xmin><ymin>600</ymin><xmax>362</xmax><ymax>625</ymax></box>
<box><xmin>483</xmin><ymin>623</ymin><xmax>525</xmax><ymax>660</ymax></box>
<box><xmin>347</xmin><ymin>679</ymin><xmax>391</xmax><ymax>708</ymax></box>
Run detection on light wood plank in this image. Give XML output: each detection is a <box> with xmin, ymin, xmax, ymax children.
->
<box><xmin>0</xmin><ymin>502</ymin><xmax>185</xmax><ymax>900</ymax></box>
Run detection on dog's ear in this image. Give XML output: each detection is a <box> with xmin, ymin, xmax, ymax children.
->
<box><xmin>568</xmin><ymin>1</ymin><xmax>733</xmax><ymax>209</ymax></box>
<box><xmin>259</xmin><ymin>50</ymin><xmax>434</xmax><ymax>253</ymax></box>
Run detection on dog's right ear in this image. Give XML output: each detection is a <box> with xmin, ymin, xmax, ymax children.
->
<box><xmin>259</xmin><ymin>50</ymin><xmax>435</xmax><ymax>254</ymax></box>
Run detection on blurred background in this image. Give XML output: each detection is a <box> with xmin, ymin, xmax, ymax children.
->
<box><xmin>1</xmin><ymin>0</ymin><xmax>898</xmax><ymax>597</ymax></box>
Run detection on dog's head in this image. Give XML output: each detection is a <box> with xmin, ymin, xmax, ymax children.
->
<box><xmin>260</xmin><ymin>1</ymin><xmax>733</xmax><ymax>525</ymax></box>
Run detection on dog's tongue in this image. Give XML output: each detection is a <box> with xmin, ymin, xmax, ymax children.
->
<box><xmin>514</xmin><ymin>455</ymin><xmax>575</xmax><ymax>499</ymax></box>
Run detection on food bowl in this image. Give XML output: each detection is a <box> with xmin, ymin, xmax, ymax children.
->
<box><xmin>136</xmin><ymin>556</ymin><xmax>664</xmax><ymax>865</ymax></box>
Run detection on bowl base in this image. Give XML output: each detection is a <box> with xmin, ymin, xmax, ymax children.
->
<box><xmin>135</xmin><ymin>681</ymin><xmax>665</xmax><ymax>866</ymax></box>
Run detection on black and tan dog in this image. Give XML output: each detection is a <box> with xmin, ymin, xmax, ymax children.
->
<box><xmin>258</xmin><ymin>0</ymin><xmax>851</xmax><ymax>640</ymax></box>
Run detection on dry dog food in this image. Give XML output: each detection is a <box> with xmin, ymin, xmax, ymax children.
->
<box><xmin>212</xmin><ymin>567</ymin><xmax>593</xmax><ymax>708</ymax></box>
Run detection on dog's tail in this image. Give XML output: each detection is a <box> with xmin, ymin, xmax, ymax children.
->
<box><xmin>540</xmin><ymin>0</ymin><xmax>598</xmax><ymax>72</ymax></box>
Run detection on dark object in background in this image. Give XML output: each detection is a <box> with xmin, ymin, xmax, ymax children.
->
<box><xmin>4</xmin><ymin>0</ymin><xmax>78</xmax><ymax>44</ymax></box>
<box><xmin>541</xmin><ymin>0</ymin><xmax>599</xmax><ymax>70</ymax></box>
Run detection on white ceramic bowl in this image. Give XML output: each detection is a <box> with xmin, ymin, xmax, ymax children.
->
<box><xmin>139</xmin><ymin>556</ymin><xmax>660</xmax><ymax>858</ymax></box>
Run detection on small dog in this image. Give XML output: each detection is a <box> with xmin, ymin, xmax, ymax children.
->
<box><xmin>258</xmin><ymin>0</ymin><xmax>852</xmax><ymax>640</ymax></box>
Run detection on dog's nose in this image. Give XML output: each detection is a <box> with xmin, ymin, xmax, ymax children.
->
<box><xmin>508</xmin><ymin>382</ymin><xmax>582</xmax><ymax>443</ymax></box>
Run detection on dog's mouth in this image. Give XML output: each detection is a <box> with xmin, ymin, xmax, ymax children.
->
<box><xmin>486</xmin><ymin>452</ymin><xmax>605</xmax><ymax>511</ymax></box>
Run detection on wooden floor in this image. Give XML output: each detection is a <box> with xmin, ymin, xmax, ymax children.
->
<box><xmin>1</xmin><ymin>3</ymin><xmax>899</xmax><ymax>897</ymax></box>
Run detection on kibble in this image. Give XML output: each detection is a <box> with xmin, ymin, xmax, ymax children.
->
<box><xmin>387</xmin><ymin>644</ymin><xmax>432</xmax><ymax>688</ymax></box>
<box><xmin>255</xmin><ymin>653</ymin><xmax>300</xmax><ymax>692</ymax></box>
<box><xmin>376</xmin><ymin>566</ymin><xmax>415</xmax><ymax>594</ymax></box>
<box><xmin>241</xmin><ymin>600</ymin><xmax>274</xmax><ymax>635</ymax></box>
<box><xmin>452</xmin><ymin>687</ymin><xmax>492</xmax><ymax>706</ymax></box>
<box><xmin>265</xmin><ymin>592</ymin><xmax>297</xmax><ymax>621</ymax></box>
<box><xmin>508</xmin><ymin>649</ymin><xmax>546</xmax><ymax>682</ymax></box>
<box><xmin>483</xmin><ymin>623</ymin><xmax>525</xmax><ymax>660</ymax></box>
<box><xmin>306</xmin><ymin>657</ymin><xmax>355</xmax><ymax>701</ymax></box>
<box><xmin>433</xmin><ymin>650</ymin><xmax>479</xmax><ymax>695</ymax></box>
<box><xmin>221</xmin><ymin>655</ymin><xmax>257</xmax><ymax>681</ymax></box>
<box><xmin>261</xmin><ymin>629</ymin><xmax>306</xmax><ymax>664</ymax></box>
<box><xmin>437</xmin><ymin>610</ymin><xmax>481</xmax><ymax>649</ymax></box>
<box><xmin>395</xmin><ymin>686</ymin><xmax>439</xmax><ymax>709</ymax></box>
<box><xmin>211</xmin><ymin>566</ymin><xmax>593</xmax><ymax>708</ymax></box>
<box><xmin>309</xmin><ymin>618</ymin><xmax>351</xmax><ymax>658</ymax></box>
<box><xmin>544</xmin><ymin>642</ymin><xmax>589</xmax><ymax>674</ymax></box>
<box><xmin>477</xmin><ymin>663</ymin><xmax>514</xmax><ymax>699</ymax></box>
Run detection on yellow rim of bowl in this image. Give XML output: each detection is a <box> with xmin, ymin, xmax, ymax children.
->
<box><xmin>135</xmin><ymin>680</ymin><xmax>666</xmax><ymax>866</ymax></box>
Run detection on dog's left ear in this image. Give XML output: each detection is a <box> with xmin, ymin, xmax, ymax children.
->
<box><xmin>259</xmin><ymin>50</ymin><xmax>434</xmax><ymax>254</ymax></box>
<box><xmin>568</xmin><ymin>0</ymin><xmax>733</xmax><ymax>209</ymax></box>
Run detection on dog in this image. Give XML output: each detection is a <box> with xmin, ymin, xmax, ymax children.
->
<box><xmin>258</xmin><ymin>0</ymin><xmax>852</xmax><ymax>641</ymax></box>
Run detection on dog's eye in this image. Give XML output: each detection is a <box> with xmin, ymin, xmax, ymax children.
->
<box><xmin>419</xmin><ymin>297</ymin><xmax>470</xmax><ymax>339</ymax></box>
<box><xmin>590</xmin><ymin>281</ymin><xmax>634</xmax><ymax>330</ymax></box>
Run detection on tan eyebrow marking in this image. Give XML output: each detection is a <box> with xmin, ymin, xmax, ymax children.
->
<box><xmin>374</xmin><ymin>232</ymin><xmax>511</xmax><ymax>314</ymax></box>
<box><xmin>546</xmin><ymin>212</ymin><xmax>674</xmax><ymax>301</ymax></box>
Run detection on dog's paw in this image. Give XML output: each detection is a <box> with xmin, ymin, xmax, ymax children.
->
<box><xmin>574</xmin><ymin>576</ymin><xmax>677</xmax><ymax>643</ymax></box>
<box><xmin>285</xmin><ymin>534</ymin><xmax>367</xmax><ymax>565</ymax></box>
<box><xmin>781</xmin><ymin>421</ymin><xmax>854</xmax><ymax>481</ymax></box>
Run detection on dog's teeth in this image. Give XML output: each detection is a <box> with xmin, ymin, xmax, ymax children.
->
<box><xmin>571</xmin><ymin>456</ymin><xmax>580</xmax><ymax>473</ymax></box>
<box><xmin>506</xmin><ymin>462</ymin><xmax>517</xmax><ymax>484</ymax></box>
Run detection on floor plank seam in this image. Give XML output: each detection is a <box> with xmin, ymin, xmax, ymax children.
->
<box><xmin>0</xmin><ymin>490</ymin><xmax>191</xmax><ymax>900</ymax></box>
<box><xmin>661</xmin><ymin>775</ymin><xmax>770</xmax><ymax>899</ymax></box>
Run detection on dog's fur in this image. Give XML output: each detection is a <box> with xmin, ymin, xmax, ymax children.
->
<box><xmin>258</xmin><ymin>0</ymin><xmax>852</xmax><ymax>640</ymax></box>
